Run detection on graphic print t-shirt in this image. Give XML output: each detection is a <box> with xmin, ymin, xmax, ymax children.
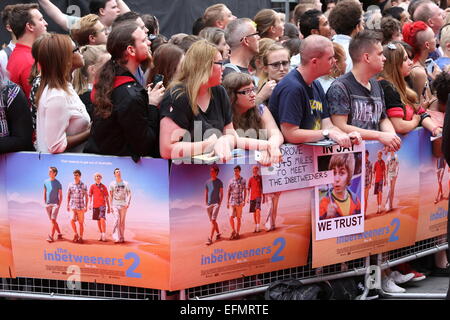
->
<box><xmin>326</xmin><ymin>72</ymin><xmax>387</xmax><ymax>130</ymax></box>
<box><xmin>269</xmin><ymin>68</ymin><xmax>330</xmax><ymax>130</ymax></box>
<box><xmin>109</xmin><ymin>180</ymin><xmax>130</xmax><ymax>206</ymax></box>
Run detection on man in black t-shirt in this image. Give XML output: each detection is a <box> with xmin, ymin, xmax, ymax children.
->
<box><xmin>269</xmin><ymin>35</ymin><xmax>360</xmax><ymax>147</ymax></box>
<box><xmin>327</xmin><ymin>30</ymin><xmax>401</xmax><ymax>152</ymax></box>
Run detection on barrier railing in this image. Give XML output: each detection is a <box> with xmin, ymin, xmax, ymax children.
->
<box><xmin>0</xmin><ymin>128</ymin><xmax>448</xmax><ymax>300</ymax></box>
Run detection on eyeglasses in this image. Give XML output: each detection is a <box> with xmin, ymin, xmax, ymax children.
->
<box><xmin>213</xmin><ymin>61</ymin><xmax>224</xmax><ymax>66</ymax></box>
<box><xmin>72</xmin><ymin>46</ymin><xmax>80</xmax><ymax>53</ymax></box>
<box><xmin>236</xmin><ymin>87</ymin><xmax>258</xmax><ymax>95</ymax></box>
<box><xmin>240</xmin><ymin>32</ymin><xmax>259</xmax><ymax>42</ymax></box>
<box><xmin>267</xmin><ymin>60</ymin><xmax>290</xmax><ymax>69</ymax></box>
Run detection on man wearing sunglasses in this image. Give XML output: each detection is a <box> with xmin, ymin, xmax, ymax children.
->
<box><xmin>269</xmin><ymin>35</ymin><xmax>361</xmax><ymax>148</ymax></box>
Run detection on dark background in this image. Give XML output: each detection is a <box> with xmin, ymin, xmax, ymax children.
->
<box><xmin>1</xmin><ymin>0</ymin><xmax>271</xmax><ymax>45</ymax></box>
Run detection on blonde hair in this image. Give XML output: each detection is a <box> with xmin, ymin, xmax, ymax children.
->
<box><xmin>254</xmin><ymin>38</ymin><xmax>275</xmax><ymax>86</ymax></box>
<box><xmin>73</xmin><ymin>44</ymin><xmax>108</xmax><ymax>95</ymax></box>
<box><xmin>203</xmin><ymin>4</ymin><xmax>226</xmax><ymax>28</ymax></box>
<box><xmin>330</xmin><ymin>42</ymin><xmax>346</xmax><ymax>78</ymax></box>
<box><xmin>254</xmin><ymin>9</ymin><xmax>279</xmax><ymax>38</ymax></box>
<box><xmin>440</xmin><ymin>24</ymin><xmax>450</xmax><ymax>50</ymax></box>
<box><xmin>70</xmin><ymin>14</ymin><xmax>100</xmax><ymax>47</ymax></box>
<box><xmin>168</xmin><ymin>39</ymin><xmax>218</xmax><ymax>115</ymax></box>
<box><xmin>258</xmin><ymin>43</ymin><xmax>289</xmax><ymax>87</ymax></box>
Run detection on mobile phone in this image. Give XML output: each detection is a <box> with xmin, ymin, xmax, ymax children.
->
<box><xmin>424</xmin><ymin>58</ymin><xmax>435</xmax><ymax>75</ymax></box>
<box><xmin>152</xmin><ymin>74</ymin><xmax>164</xmax><ymax>87</ymax></box>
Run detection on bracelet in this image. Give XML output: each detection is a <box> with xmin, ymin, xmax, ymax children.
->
<box><xmin>419</xmin><ymin>112</ymin><xmax>431</xmax><ymax>125</ymax></box>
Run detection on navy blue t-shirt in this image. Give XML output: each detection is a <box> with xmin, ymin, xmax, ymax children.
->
<box><xmin>269</xmin><ymin>69</ymin><xmax>330</xmax><ymax>130</ymax></box>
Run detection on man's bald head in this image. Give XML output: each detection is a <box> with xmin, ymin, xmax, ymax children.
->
<box><xmin>300</xmin><ymin>35</ymin><xmax>333</xmax><ymax>65</ymax></box>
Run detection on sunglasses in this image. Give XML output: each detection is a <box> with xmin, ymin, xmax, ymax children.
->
<box><xmin>213</xmin><ymin>61</ymin><xmax>224</xmax><ymax>66</ymax></box>
<box><xmin>72</xmin><ymin>46</ymin><xmax>80</xmax><ymax>53</ymax></box>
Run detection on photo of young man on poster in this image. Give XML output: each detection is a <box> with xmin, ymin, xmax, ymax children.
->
<box><xmin>247</xmin><ymin>166</ymin><xmax>264</xmax><ymax>233</ymax></box>
<box><xmin>67</xmin><ymin>169</ymin><xmax>88</xmax><ymax>244</ymax></box>
<box><xmin>227</xmin><ymin>165</ymin><xmax>247</xmax><ymax>240</ymax></box>
<box><xmin>44</xmin><ymin>166</ymin><xmax>63</xmax><ymax>243</ymax></box>
<box><xmin>385</xmin><ymin>151</ymin><xmax>399</xmax><ymax>211</ymax></box>
<box><xmin>373</xmin><ymin>150</ymin><xmax>387</xmax><ymax>214</ymax></box>
<box><xmin>205</xmin><ymin>165</ymin><xmax>223</xmax><ymax>246</ymax></box>
<box><xmin>88</xmin><ymin>172</ymin><xmax>110</xmax><ymax>242</ymax></box>
<box><xmin>109</xmin><ymin>168</ymin><xmax>131</xmax><ymax>244</ymax></box>
<box><xmin>364</xmin><ymin>150</ymin><xmax>373</xmax><ymax>216</ymax></box>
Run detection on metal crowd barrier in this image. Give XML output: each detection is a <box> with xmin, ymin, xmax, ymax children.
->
<box><xmin>0</xmin><ymin>235</ymin><xmax>447</xmax><ymax>300</ymax></box>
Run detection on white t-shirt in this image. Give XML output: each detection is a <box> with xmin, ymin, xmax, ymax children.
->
<box><xmin>36</xmin><ymin>83</ymin><xmax>90</xmax><ymax>153</ymax></box>
<box><xmin>0</xmin><ymin>41</ymin><xmax>16</xmax><ymax>78</ymax></box>
<box><xmin>109</xmin><ymin>180</ymin><xmax>131</xmax><ymax>207</ymax></box>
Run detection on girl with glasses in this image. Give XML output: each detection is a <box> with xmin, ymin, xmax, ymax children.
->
<box><xmin>223</xmin><ymin>72</ymin><xmax>283</xmax><ymax>165</ymax></box>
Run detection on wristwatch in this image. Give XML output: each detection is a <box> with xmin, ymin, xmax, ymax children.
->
<box><xmin>322</xmin><ymin>129</ymin><xmax>330</xmax><ymax>140</ymax></box>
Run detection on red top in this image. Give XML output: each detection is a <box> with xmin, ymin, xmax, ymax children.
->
<box><xmin>7</xmin><ymin>43</ymin><xmax>33</xmax><ymax>101</ymax></box>
<box><xmin>248</xmin><ymin>175</ymin><xmax>262</xmax><ymax>200</ymax></box>
<box><xmin>374</xmin><ymin>160</ymin><xmax>386</xmax><ymax>183</ymax></box>
<box><xmin>89</xmin><ymin>183</ymin><xmax>109</xmax><ymax>208</ymax></box>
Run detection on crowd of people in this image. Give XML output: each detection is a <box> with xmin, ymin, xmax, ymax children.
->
<box><xmin>1</xmin><ymin>0</ymin><xmax>450</xmax><ymax>294</ymax></box>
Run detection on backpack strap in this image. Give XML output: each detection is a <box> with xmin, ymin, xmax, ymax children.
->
<box><xmin>224</xmin><ymin>63</ymin><xmax>241</xmax><ymax>73</ymax></box>
<box><xmin>2</xmin><ymin>46</ymin><xmax>12</xmax><ymax>59</ymax></box>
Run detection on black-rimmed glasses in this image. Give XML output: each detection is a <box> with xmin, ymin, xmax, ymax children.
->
<box><xmin>72</xmin><ymin>46</ymin><xmax>80</xmax><ymax>53</ymax></box>
<box><xmin>236</xmin><ymin>87</ymin><xmax>258</xmax><ymax>95</ymax></box>
<box><xmin>240</xmin><ymin>32</ymin><xmax>259</xmax><ymax>42</ymax></box>
<box><xmin>267</xmin><ymin>60</ymin><xmax>290</xmax><ymax>69</ymax></box>
<box><xmin>213</xmin><ymin>61</ymin><xmax>225</xmax><ymax>66</ymax></box>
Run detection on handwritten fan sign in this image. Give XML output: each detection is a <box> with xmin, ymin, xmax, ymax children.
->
<box><xmin>262</xmin><ymin>144</ymin><xmax>333</xmax><ymax>193</ymax></box>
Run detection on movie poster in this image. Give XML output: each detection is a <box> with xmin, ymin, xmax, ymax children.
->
<box><xmin>0</xmin><ymin>155</ymin><xmax>15</xmax><ymax>278</ymax></box>
<box><xmin>314</xmin><ymin>143</ymin><xmax>364</xmax><ymax>240</ymax></box>
<box><xmin>417</xmin><ymin>129</ymin><xmax>448</xmax><ymax>241</ymax></box>
<box><xmin>6</xmin><ymin>152</ymin><xmax>170</xmax><ymax>289</ymax></box>
<box><xmin>169</xmin><ymin>163</ymin><xmax>311</xmax><ymax>290</ymax></box>
<box><xmin>312</xmin><ymin>131</ymin><xmax>420</xmax><ymax>268</ymax></box>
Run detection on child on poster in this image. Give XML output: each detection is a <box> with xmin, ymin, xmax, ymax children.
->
<box><xmin>319</xmin><ymin>153</ymin><xmax>361</xmax><ymax>220</ymax></box>
<box><xmin>88</xmin><ymin>172</ymin><xmax>110</xmax><ymax>242</ymax></box>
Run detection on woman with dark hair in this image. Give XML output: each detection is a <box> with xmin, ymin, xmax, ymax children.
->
<box><xmin>148</xmin><ymin>44</ymin><xmax>184</xmax><ymax>88</ymax></box>
<box><xmin>223</xmin><ymin>72</ymin><xmax>283</xmax><ymax>164</ymax></box>
<box><xmin>85</xmin><ymin>22</ymin><xmax>164</xmax><ymax>159</ymax></box>
<box><xmin>35</xmin><ymin>33</ymin><xmax>90</xmax><ymax>153</ymax></box>
<box><xmin>0</xmin><ymin>66</ymin><xmax>33</xmax><ymax>153</ymax></box>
